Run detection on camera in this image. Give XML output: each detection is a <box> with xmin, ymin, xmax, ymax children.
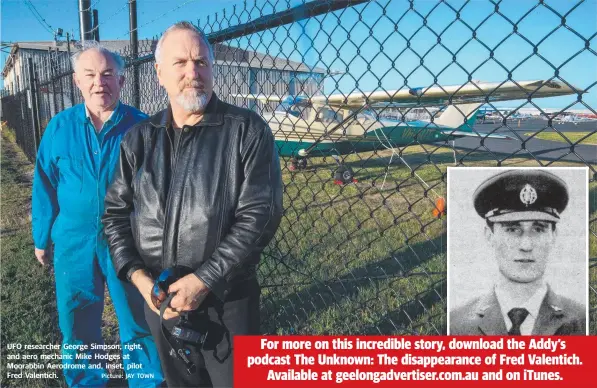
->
<box><xmin>172</xmin><ymin>318</ymin><xmax>208</xmax><ymax>346</ymax></box>
<box><xmin>152</xmin><ymin>266</ymin><xmax>209</xmax><ymax>374</ymax></box>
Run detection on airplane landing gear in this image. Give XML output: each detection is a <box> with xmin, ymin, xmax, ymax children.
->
<box><xmin>329</xmin><ymin>154</ymin><xmax>357</xmax><ymax>185</ymax></box>
<box><xmin>289</xmin><ymin>157</ymin><xmax>308</xmax><ymax>171</ymax></box>
<box><xmin>333</xmin><ymin>165</ymin><xmax>357</xmax><ymax>185</ymax></box>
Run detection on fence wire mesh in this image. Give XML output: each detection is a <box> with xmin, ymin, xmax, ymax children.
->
<box><xmin>1</xmin><ymin>0</ymin><xmax>596</xmax><ymax>336</ymax></box>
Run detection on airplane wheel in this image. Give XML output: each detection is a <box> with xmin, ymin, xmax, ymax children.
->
<box><xmin>290</xmin><ymin>157</ymin><xmax>307</xmax><ymax>171</ymax></box>
<box><xmin>333</xmin><ymin>165</ymin><xmax>355</xmax><ymax>185</ymax></box>
<box><xmin>297</xmin><ymin>157</ymin><xmax>308</xmax><ymax>170</ymax></box>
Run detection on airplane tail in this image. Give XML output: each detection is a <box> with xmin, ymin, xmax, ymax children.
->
<box><xmin>434</xmin><ymin>103</ymin><xmax>483</xmax><ymax>130</ymax></box>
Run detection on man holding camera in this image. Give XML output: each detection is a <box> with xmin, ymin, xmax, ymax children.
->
<box><xmin>103</xmin><ymin>21</ymin><xmax>283</xmax><ymax>387</ymax></box>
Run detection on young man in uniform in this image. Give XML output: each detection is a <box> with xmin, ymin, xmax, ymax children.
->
<box><xmin>450</xmin><ymin>169</ymin><xmax>585</xmax><ymax>336</ymax></box>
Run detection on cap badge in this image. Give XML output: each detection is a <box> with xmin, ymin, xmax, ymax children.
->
<box><xmin>520</xmin><ymin>184</ymin><xmax>537</xmax><ymax>207</ymax></box>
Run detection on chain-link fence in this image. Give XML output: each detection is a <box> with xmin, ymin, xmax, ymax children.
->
<box><xmin>2</xmin><ymin>0</ymin><xmax>596</xmax><ymax>336</ymax></box>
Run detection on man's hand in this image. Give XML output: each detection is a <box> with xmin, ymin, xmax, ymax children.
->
<box><xmin>34</xmin><ymin>247</ymin><xmax>51</xmax><ymax>266</ymax></box>
<box><xmin>168</xmin><ymin>274</ymin><xmax>210</xmax><ymax>316</ymax></box>
<box><xmin>130</xmin><ymin>269</ymin><xmax>180</xmax><ymax>319</ymax></box>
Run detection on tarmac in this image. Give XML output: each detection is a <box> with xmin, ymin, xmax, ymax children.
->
<box><xmin>451</xmin><ymin>119</ymin><xmax>596</xmax><ymax>166</ymax></box>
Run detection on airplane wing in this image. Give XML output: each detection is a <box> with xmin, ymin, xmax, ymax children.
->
<box><xmin>309</xmin><ymin>80</ymin><xmax>578</xmax><ymax>109</ymax></box>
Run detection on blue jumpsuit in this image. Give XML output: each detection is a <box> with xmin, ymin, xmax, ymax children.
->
<box><xmin>32</xmin><ymin>103</ymin><xmax>164</xmax><ymax>387</ymax></box>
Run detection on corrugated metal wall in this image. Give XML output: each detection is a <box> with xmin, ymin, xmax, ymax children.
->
<box><xmin>132</xmin><ymin>61</ymin><xmax>325</xmax><ymax>116</ymax></box>
<box><xmin>6</xmin><ymin>48</ymin><xmax>325</xmax><ymax>118</ymax></box>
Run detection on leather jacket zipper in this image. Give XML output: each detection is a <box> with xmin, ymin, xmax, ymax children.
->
<box><xmin>161</xmin><ymin>127</ymin><xmax>184</xmax><ymax>270</ymax></box>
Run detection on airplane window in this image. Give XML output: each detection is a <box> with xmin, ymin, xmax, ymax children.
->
<box><xmin>318</xmin><ymin>109</ymin><xmax>343</xmax><ymax>122</ymax></box>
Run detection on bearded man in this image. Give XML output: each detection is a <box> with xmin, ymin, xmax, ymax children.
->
<box><xmin>102</xmin><ymin>21</ymin><xmax>283</xmax><ymax>387</ymax></box>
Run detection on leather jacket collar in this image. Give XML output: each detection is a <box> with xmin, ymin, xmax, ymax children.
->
<box><xmin>149</xmin><ymin>92</ymin><xmax>224</xmax><ymax>128</ymax></box>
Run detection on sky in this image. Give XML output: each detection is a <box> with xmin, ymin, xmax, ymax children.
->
<box><xmin>1</xmin><ymin>0</ymin><xmax>596</xmax><ymax>110</ymax></box>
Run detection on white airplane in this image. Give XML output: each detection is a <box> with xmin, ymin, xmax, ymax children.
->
<box><xmin>233</xmin><ymin>79</ymin><xmax>578</xmax><ymax>184</ymax></box>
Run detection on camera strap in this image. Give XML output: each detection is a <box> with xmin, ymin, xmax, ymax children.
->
<box><xmin>159</xmin><ymin>293</ymin><xmax>197</xmax><ymax>374</ymax></box>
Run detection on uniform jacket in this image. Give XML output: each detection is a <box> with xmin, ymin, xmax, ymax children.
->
<box><xmin>450</xmin><ymin>285</ymin><xmax>586</xmax><ymax>335</ymax></box>
<box><xmin>102</xmin><ymin>94</ymin><xmax>283</xmax><ymax>301</ymax></box>
<box><xmin>32</xmin><ymin>103</ymin><xmax>148</xmax><ymax>249</ymax></box>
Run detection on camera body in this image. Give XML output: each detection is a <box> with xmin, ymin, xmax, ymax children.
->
<box><xmin>172</xmin><ymin>319</ymin><xmax>208</xmax><ymax>346</ymax></box>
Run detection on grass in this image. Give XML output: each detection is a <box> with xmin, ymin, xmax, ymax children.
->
<box><xmin>524</xmin><ymin>131</ymin><xmax>597</xmax><ymax>145</ymax></box>
<box><xmin>258</xmin><ymin>143</ymin><xmax>597</xmax><ymax>335</ymax></box>
<box><xmin>1</xmin><ymin>126</ymin><xmax>596</xmax><ymax>383</ymax></box>
<box><xmin>1</xmin><ymin>126</ymin><xmax>64</xmax><ymax>387</ymax></box>
<box><xmin>0</xmin><ymin>126</ymin><xmax>123</xmax><ymax>387</ymax></box>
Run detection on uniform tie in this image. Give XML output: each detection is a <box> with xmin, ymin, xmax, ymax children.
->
<box><xmin>508</xmin><ymin>308</ymin><xmax>529</xmax><ymax>335</ymax></box>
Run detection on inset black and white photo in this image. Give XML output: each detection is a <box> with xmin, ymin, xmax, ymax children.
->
<box><xmin>447</xmin><ymin>167</ymin><xmax>588</xmax><ymax>336</ymax></box>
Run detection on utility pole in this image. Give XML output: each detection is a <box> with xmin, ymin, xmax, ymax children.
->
<box><xmin>78</xmin><ymin>0</ymin><xmax>93</xmax><ymax>42</ymax></box>
<box><xmin>92</xmin><ymin>9</ymin><xmax>100</xmax><ymax>42</ymax></box>
<box><xmin>129</xmin><ymin>0</ymin><xmax>140</xmax><ymax>108</ymax></box>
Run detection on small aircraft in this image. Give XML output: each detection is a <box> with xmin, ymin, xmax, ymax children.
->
<box><xmin>552</xmin><ymin>112</ymin><xmax>597</xmax><ymax>125</ymax></box>
<box><xmin>234</xmin><ymin>80</ymin><xmax>577</xmax><ymax>184</ymax></box>
<box><xmin>478</xmin><ymin>109</ymin><xmax>533</xmax><ymax>123</ymax></box>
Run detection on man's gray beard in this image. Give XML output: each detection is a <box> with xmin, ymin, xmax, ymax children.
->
<box><xmin>176</xmin><ymin>90</ymin><xmax>209</xmax><ymax>113</ymax></box>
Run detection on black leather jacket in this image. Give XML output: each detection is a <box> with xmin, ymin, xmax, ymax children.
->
<box><xmin>102</xmin><ymin>94</ymin><xmax>283</xmax><ymax>301</ymax></box>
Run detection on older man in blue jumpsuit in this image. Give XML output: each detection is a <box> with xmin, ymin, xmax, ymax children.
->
<box><xmin>31</xmin><ymin>42</ymin><xmax>164</xmax><ymax>387</ymax></box>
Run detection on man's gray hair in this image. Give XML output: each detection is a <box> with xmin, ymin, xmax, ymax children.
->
<box><xmin>71</xmin><ymin>40</ymin><xmax>125</xmax><ymax>75</ymax></box>
<box><xmin>154</xmin><ymin>21</ymin><xmax>214</xmax><ymax>64</ymax></box>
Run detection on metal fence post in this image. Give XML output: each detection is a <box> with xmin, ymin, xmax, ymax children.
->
<box><xmin>19</xmin><ymin>59</ymin><xmax>27</xmax><ymax>128</ymax></box>
<box><xmin>27</xmin><ymin>58</ymin><xmax>40</xmax><ymax>156</ymax></box>
<box><xmin>66</xmin><ymin>33</ymin><xmax>76</xmax><ymax>106</ymax></box>
<box><xmin>33</xmin><ymin>64</ymin><xmax>43</xmax><ymax>152</ymax></box>
<box><xmin>55</xmin><ymin>48</ymin><xmax>65</xmax><ymax>112</ymax></box>
<box><xmin>248</xmin><ymin>68</ymin><xmax>256</xmax><ymax>111</ymax></box>
<box><xmin>129</xmin><ymin>0</ymin><xmax>140</xmax><ymax>109</ymax></box>
<box><xmin>48</xmin><ymin>47</ymin><xmax>59</xmax><ymax>117</ymax></box>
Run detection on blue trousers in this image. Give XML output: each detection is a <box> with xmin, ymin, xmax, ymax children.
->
<box><xmin>53</xmin><ymin>233</ymin><xmax>164</xmax><ymax>387</ymax></box>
